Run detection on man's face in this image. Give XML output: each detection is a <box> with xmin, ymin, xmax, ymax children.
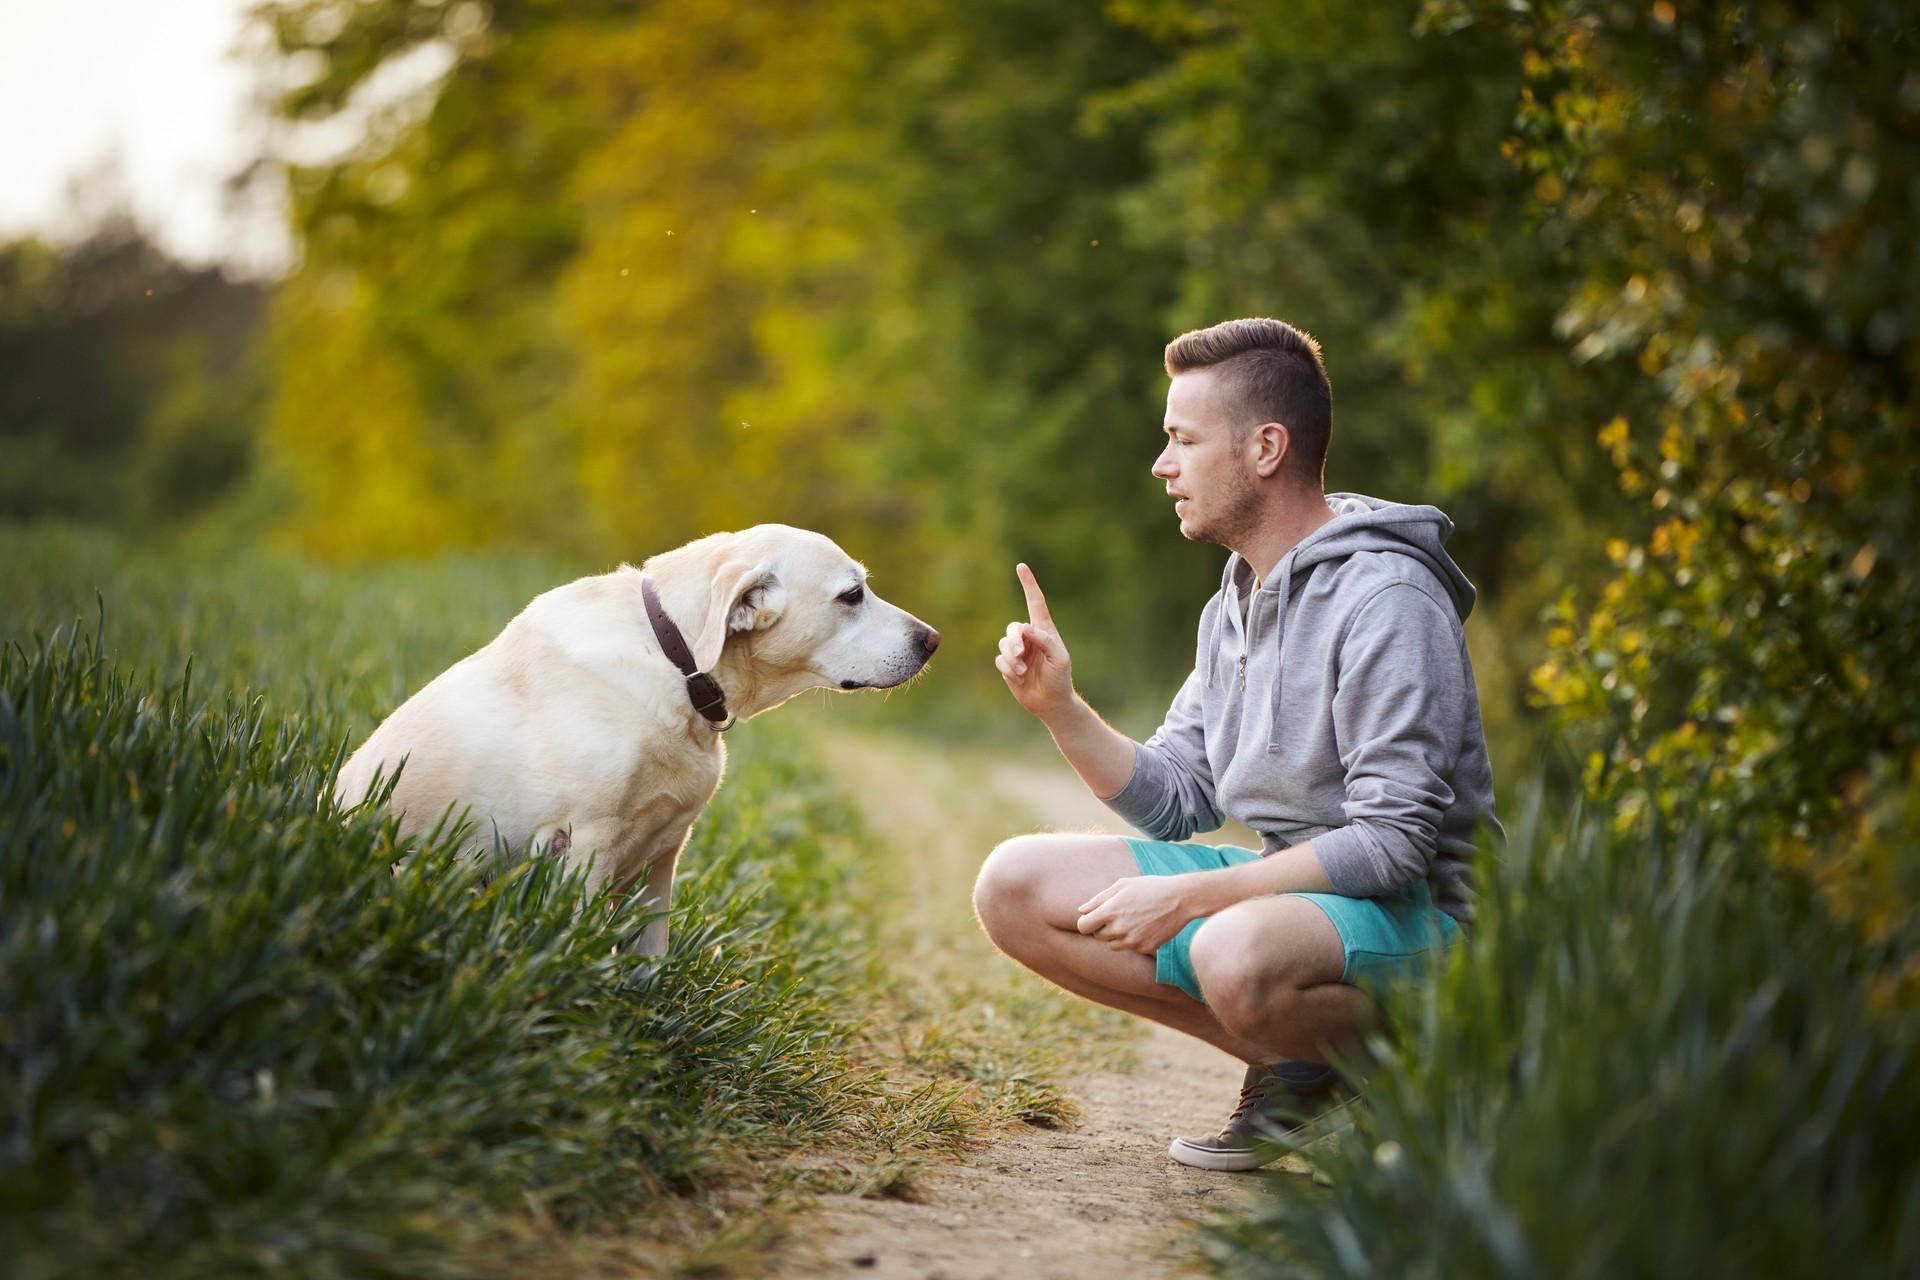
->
<box><xmin>1154</xmin><ymin>368</ymin><xmax>1261</xmax><ymax>547</ymax></box>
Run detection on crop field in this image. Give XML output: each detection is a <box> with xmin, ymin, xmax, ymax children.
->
<box><xmin>0</xmin><ymin>526</ymin><xmax>1101</xmax><ymax>1278</ymax></box>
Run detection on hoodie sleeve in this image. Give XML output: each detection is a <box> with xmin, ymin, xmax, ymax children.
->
<box><xmin>1312</xmin><ymin>584</ymin><xmax>1465</xmax><ymax>897</ymax></box>
<box><xmin>1101</xmin><ymin>664</ymin><xmax>1226</xmax><ymax>841</ymax></box>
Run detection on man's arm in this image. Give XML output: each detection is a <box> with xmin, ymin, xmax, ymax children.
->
<box><xmin>1075</xmin><ymin>839</ymin><xmax>1334</xmax><ymax>954</ymax></box>
<box><xmin>1311</xmin><ymin>585</ymin><xmax>1467</xmax><ymax>897</ymax></box>
<box><xmin>995</xmin><ymin>562</ymin><xmax>1135</xmax><ymax>797</ymax></box>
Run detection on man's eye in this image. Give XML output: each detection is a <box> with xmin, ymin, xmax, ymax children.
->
<box><xmin>838</xmin><ymin>585</ymin><xmax>865</xmax><ymax>605</ymax></box>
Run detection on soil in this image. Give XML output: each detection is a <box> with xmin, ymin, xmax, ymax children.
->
<box><xmin>779</xmin><ymin>731</ymin><xmax>1314</xmax><ymax>1280</ymax></box>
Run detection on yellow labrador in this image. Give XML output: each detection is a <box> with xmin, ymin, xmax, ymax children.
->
<box><xmin>333</xmin><ymin>524</ymin><xmax>939</xmax><ymax>953</ymax></box>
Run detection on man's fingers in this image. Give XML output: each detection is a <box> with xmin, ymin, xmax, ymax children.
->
<box><xmin>1015</xmin><ymin>562</ymin><xmax>1055</xmax><ymax>629</ymax></box>
<box><xmin>1079</xmin><ymin>883</ymin><xmax>1117</xmax><ymax>915</ymax></box>
<box><xmin>1022</xmin><ymin>623</ymin><xmax>1064</xmax><ymax>662</ymax></box>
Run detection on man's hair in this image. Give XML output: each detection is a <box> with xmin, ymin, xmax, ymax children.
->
<box><xmin>1163</xmin><ymin>318</ymin><xmax>1333</xmax><ymax>486</ymax></box>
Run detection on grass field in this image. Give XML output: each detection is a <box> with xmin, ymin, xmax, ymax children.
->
<box><xmin>0</xmin><ymin>525</ymin><xmax>1109</xmax><ymax>1278</ymax></box>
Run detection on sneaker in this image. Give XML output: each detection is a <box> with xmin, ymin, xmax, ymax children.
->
<box><xmin>1167</xmin><ymin>1063</ymin><xmax>1359</xmax><ymax>1172</ymax></box>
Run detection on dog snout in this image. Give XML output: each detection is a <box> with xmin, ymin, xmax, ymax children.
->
<box><xmin>920</xmin><ymin>627</ymin><xmax>941</xmax><ymax>655</ymax></box>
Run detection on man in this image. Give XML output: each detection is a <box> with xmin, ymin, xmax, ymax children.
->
<box><xmin>973</xmin><ymin>317</ymin><xmax>1500</xmax><ymax>1171</ymax></box>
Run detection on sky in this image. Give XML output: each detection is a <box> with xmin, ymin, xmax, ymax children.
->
<box><xmin>0</xmin><ymin>0</ymin><xmax>289</xmax><ymax>274</ymax></box>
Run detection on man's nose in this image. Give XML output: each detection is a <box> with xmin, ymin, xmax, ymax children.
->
<box><xmin>1151</xmin><ymin>449</ymin><xmax>1176</xmax><ymax>477</ymax></box>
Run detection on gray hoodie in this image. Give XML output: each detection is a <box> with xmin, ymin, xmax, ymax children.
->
<box><xmin>1104</xmin><ymin>493</ymin><xmax>1501</xmax><ymax>923</ymax></box>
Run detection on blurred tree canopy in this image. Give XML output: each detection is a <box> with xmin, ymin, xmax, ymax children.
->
<box><xmin>249</xmin><ymin>0</ymin><xmax>1635</xmax><ymax>719</ymax></box>
<box><xmin>0</xmin><ymin>218</ymin><xmax>265</xmax><ymax>528</ymax></box>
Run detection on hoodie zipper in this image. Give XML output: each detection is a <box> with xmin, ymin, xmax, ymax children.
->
<box><xmin>1238</xmin><ymin>653</ymin><xmax>1247</xmax><ymax>692</ymax></box>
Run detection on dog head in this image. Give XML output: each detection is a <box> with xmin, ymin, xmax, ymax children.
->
<box><xmin>660</xmin><ymin>524</ymin><xmax>939</xmax><ymax>716</ymax></box>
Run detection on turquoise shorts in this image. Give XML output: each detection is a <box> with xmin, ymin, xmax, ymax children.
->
<box><xmin>1123</xmin><ymin>837</ymin><xmax>1462</xmax><ymax>1003</ymax></box>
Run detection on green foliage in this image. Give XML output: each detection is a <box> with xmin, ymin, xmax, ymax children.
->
<box><xmin>0</xmin><ymin>221</ymin><xmax>266</xmax><ymax>530</ymax></box>
<box><xmin>1512</xmin><ymin>0</ymin><xmax>1920</xmax><ymax>953</ymax></box>
<box><xmin>1199</xmin><ymin>803</ymin><xmax>1920</xmax><ymax>1280</ymax></box>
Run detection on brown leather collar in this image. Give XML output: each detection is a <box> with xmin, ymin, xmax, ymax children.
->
<box><xmin>641</xmin><ymin>575</ymin><xmax>734</xmax><ymax>730</ymax></box>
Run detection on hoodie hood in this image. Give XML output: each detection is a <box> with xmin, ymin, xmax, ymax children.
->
<box><xmin>1285</xmin><ymin>493</ymin><xmax>1476</xmax><ymax>620</ymax></box>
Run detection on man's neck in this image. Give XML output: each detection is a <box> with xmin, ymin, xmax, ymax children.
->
<box><xmin>1236</xmin><ymin>488</ymin><xmax>1337</xmax><ymax>586</ymax></box>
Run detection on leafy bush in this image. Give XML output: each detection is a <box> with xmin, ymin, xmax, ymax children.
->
<box><xmin>1199</xmin><ymin>801</ymin><xmax>1920</xmax><ymax>1280</ymax></box>
<box><xmin>1512</xmin><ymin>0</ymin><xmax>1920</xmax><ymax>957</ymax></box>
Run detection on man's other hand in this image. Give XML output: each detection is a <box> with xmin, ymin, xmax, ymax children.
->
<box><xmin>1076</xmin><ymin>875</ymin><xmax>1202</xmax><ymax>954</ymax></box>
<box><xmin>996</xmin><ymin>562</ymin><xmax>1075</xmax><ymax>720</ymax></box>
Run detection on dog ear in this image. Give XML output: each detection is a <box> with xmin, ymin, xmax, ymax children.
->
<box><xmin>692</xmin><ymin>561</ymin><xmax>785</xmax><ymax>671</ymax></box>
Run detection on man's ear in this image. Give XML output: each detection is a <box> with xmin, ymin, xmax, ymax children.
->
<box><xmin>1251</xmin><ymin>421</ymin><xmax>1291</xmax><ymax>478</ymax></box>
<box><xmin>693</xmin><ymin>561</ymin><xmax>785</xmax><ymax>671</ymax></box>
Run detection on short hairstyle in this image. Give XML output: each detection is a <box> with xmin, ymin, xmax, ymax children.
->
<box><xmin>1163</xmin><ymin>318</ymin><xmax>1333</xmax><ymax>486</ymax></box>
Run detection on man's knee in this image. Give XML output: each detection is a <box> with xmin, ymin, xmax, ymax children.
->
<box><xmin>1188</xmin><ymin>913</ymin><xmax>1262</xmax><ymax>1023</ymax></box>
<box><xmin>974</xmin><ymin>832</ymin><xmax>1131</xmax><ymax>942</ymax></box>
<box><xmin>1188</xmin><ymin>900</ymin><xmax>1339</xmax><ymax>1028</ymax></box>
<box><xmin>972</xmin><ymin>834</ymin><xmax>1052</xmax><ymax>937</ymax></box>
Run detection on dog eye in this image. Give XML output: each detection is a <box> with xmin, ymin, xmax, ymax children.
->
<box><xmin>838</xmin><ymin>585</ymin><xmax>865</xmax><ymax>606</ymax></box>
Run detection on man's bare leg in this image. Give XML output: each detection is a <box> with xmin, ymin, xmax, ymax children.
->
<box><xmin>973</xmin><ymin>833</ymin><xmax>1359</xmax><ymax>1064</ymax></box>
<box><xmin>1187</xmin><ymin>894</ymin><xmax>1369</xmax><ymax>1065</ymax></box>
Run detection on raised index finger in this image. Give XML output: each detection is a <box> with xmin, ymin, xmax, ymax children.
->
<box><xmin>1015</xmin><ymin>562</ymin><xmax>1054</xmax><ymax>629</ymax></box>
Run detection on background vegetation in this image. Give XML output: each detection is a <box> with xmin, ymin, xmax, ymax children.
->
<box><xmin>3</xmin><ymin>0</ymin><xmax>1915</xmax><ymax>1274</ymax></box>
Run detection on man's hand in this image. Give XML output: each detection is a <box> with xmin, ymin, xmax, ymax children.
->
<box><xmin>1076</xmin><ymin>874</ymin><xmax>1211</xmax><ymax>954</ymax></box>
<box><xmin>996</xmin><ymin>563</ymin><xmax>1076</xmax><ymax>721</ymax></box>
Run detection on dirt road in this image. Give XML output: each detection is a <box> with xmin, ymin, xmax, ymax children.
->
<box><xmin>784</xmin><ymin>733</ymin><xmax>1302</xmax><ymax>1280</ymax></box>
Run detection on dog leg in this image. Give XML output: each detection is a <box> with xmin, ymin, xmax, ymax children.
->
<box><xmin>630</xmin><ymin>840</ymin><xmax>687</xmax><ymax>958</ymax></box>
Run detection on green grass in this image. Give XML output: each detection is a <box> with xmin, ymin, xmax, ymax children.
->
<box><xmin>0</xmin><ymin>523</ymin><xmax>1084</xmax><ymax>1276</ymax></box>
<box><xmin>1198</xmin><ymin>794</ymin><xmax>1920</xmax><ymax>1280</ymax></box>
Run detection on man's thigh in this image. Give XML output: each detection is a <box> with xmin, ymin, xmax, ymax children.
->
<box><xmin>976</xmin><ymin>832</ymin><xmax>1140</xmax><ymax>931</ymax></box>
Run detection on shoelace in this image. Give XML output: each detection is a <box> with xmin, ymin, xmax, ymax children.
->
<box><xmin>1229</xmin><ymin>1070</ymin><xmax>1336</xmax><ymax>1126</ymax></box>
<box><xmin>1227</xmin><ymin>1078</ymin><xmax>1274</xmax><ymax>1125</ymax></box>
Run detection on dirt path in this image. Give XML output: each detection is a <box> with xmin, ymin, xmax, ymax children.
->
<box><xmin>780</xmin><ymin>731</ymin><xmax>1299</xmax><ymax>1280</ymax></box>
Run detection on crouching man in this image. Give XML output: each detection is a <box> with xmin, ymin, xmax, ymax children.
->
<box><xmin>974</xmin><ymin>317</ymin><xmax>1501</xmax><ymax>1170</ymax></box>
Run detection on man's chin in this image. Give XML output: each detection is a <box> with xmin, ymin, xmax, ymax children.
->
<box><xmin>1177</xmin><ymin>517</ymin><xmax>1224</xmax><ymax>547</ymax></box>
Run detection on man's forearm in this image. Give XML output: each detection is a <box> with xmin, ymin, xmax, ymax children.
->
<box><xmin>1039</xmin><ymin>695</ymin><xmax>1139</xmax><ymax>799</ymax></box>
<box><xmin>1183</xmin><ymin>841</ymin><xmax>1335</xmax><ymax>914</ymax></box>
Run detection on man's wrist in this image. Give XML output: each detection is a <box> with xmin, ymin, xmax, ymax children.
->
<box><xmin>1036</xmin><ymin>689</ymin><xmax>1088</xmax><ymax>734</ymax></box>
<box><xmin>1179</xmin><ymin>867</ymin><xmax>1240</xmax><ymax>918</ymax></box>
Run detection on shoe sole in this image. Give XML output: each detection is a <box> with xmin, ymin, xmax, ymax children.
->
<box><xmin>1166</xmin><ymin>1135</ymin><xmax>1286</xmax><ymax>1171</ymax></box>
<box><xmin>1166</xmin><ymin>1098</ymin><xmax>1363</xmax><ymax>1172</ymax></box>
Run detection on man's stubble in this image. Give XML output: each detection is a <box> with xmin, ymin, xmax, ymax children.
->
<box><xmin>1184</xmin><ymin>455</ymin><xmax>1266</xmax><ymax>553</ymax></box>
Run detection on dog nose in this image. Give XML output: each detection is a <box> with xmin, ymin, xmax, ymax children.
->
<box><xmin>922</xmin><ymin>627</ymin><xmax>941</xmax><ymax>654</ymax></box>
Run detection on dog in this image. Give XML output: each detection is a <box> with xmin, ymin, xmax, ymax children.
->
<box><xmin>333</xmin><ymin>524</ymin><xmax>939</xmax><ymax>954</ymax></box>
